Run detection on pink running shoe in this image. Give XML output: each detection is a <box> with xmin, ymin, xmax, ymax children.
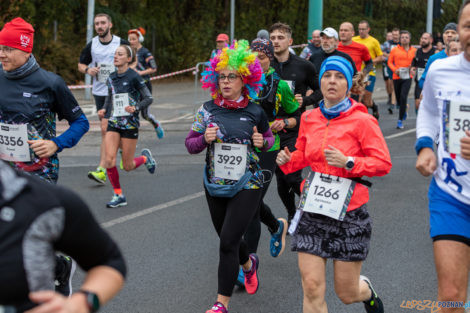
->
<box><xmin>244</xmin><ymin>253</ymin><xmax>259</xmax><ymax>294</ymax></box>
<box><xmin>206</xmin><ymin>302</ymin><xmax>228</xmax><ymax>313</ymax></box>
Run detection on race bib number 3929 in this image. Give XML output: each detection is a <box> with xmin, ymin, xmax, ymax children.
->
<box><xmin>0</xmin><ymin>123</ymin><xmax>30</xmax><ymax>162</ymax></box>
<box><xmin>447</xmin><ymin>101</ymin><xmax>470</xmax><ymax>155</ymax></box>
<box><xmin>214</xmin><ymin>143</ymin><xmax>247</xmax><ymax>181</ymax></box>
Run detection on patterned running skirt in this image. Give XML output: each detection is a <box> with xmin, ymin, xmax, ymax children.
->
<box><xmin>291</xmin><ymin>204</ymin><xmax>372</xmax><ymax>261</ymax></box>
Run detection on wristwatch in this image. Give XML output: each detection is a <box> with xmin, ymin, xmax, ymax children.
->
<box><xmin>76</xmin><ymin>290</ymin><xmax>100</xmax><ymax>313</ymax></box>
<box><xmin>345</xmin><ymin>156</ymin><xmax>355</xmax><ymax>170</ymax></box>
<box><xmin>283</xmin><ymin>118</ymin><xmax>289</xmax><ymax>127</ymax></box>
<box><xmin>85</xmin><ymin>67</ymin><xmax>89</xmax><ymax>74</ymax></box>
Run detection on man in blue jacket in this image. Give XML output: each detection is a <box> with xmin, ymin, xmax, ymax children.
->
<box><xmin>0</xmin><ymin>17</ymin><xmax>89</xmax><ymax>183</ymax></box>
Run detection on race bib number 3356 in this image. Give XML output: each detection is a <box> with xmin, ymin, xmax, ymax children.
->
<box><xmin>0</xmin><ymin>123</ymin><xmax>30</xmax><ymax>162</ymax></box>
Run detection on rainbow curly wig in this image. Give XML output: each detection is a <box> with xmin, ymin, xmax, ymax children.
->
<box><xmin>201</xmin><ymin>39</ymin><xmax>265</xmax><ymax>99</ymax></box>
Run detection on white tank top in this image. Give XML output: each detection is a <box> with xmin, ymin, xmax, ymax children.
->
<box><xmin>91</xmin><ymin>35</ymin><xmax>121</xmax><ymax>96</ymax></box>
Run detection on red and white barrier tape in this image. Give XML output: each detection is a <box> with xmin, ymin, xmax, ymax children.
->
<box><xmin>68</xmin><ymin>66</ymin><xmax>197</xmax><ymax>90</ymax></box>
<box><xmin>291</xmin><ymin>43</ymin><xmax>308</xmax><ymax>49</ymax></box>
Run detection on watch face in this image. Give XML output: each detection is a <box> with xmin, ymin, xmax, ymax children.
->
<box><xmin>84</xmin><ymin>292</ymin><xmax>100</xmax><ymax>312</ymax></box>
<box><xmin>346</xmin><ymin>161</ymin><xmax>354</xmax><ymax>169</ymax></box>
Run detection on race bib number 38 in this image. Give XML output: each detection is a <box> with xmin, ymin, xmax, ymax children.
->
<box><xmin>301</xmin><ymin>172</ymin><xmax>354</xmax><ymax>221</ymax></box>
<box><xmin>447</xmin><ymin>101</ymin><xmax>470</xmax><ymax>155</ymax></box>
<box><xmin>214</xmin><ymin>143</ymin><xmax>247</xmax><ymax>180</ymax></box>
<box><xmin>0</xmin><ymin>123</ymin><xmax>30</xmax><ymax>162</ymax></box>
<box><xmin>112</xmin><ymin>93</ymin><xmax>131</xmax><ymax>117</ymax></box>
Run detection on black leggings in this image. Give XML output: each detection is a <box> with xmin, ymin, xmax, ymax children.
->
<box><xmin>140</xmin><ymin>82</ymin><xmax>160</xmax><ymax>128</ymax></box>
<box><xmin>205</xmin><ymin>187</ymin><xmax>262</xmax><ymax>297</ymax></box>
<box><xmin>393</xmin><ymin>78</ymin><xmax>412</xmax><ymax>120</ymax></box>
<box><xmin>245</xmin><ymin>150</ymin><xmax>280</xmax><ymax>253</ymax></box>
<box><xmin>275</xmin><ymin>166</ymin><xmax>302</xmax><ymax>219</ymax></box>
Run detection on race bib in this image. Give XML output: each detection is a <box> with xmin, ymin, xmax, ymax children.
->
<box><xmin>98</xmin><ymin>63</ymin><xmax>115</xmax><ymax>83</ymax></box>
<box><xmin>447</xmin><ymin>100</ymin><xmax>470</xmax><ymax>155</ymax></box>
<box><xmin>398</xmin><ymin>67</ymin><xmax>410</xmax><ymax>79</ymax></box>
<box><xmin>112</xmin><ymin>93</ymin><xmax>131</xmax><ymax>117</ymax></box>
<box><xmin>417</xmin><ymin>68</ymin><xmax>425</xmax><ymax>81</ymax></box>
<box><xmin>0</xmin><ymin>123</ymin><xmax>30</xmax><ymax>162</ymax></box>
<box><xmin>284</xmin><ymin>80</ymin><xmax>295</xmax><ymax>94</ymax></box>
<box><xmin>300</xmin><ymin>172</ymin><xmax>354</xmax><ymax>221</ymax></box>
<box><xmin>214</xmin><ymin>143</ymin><xmax>247</xmax><ymax>180</ymax></box>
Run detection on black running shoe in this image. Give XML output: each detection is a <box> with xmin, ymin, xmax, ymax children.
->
<box><xmin>361</xmin><ymin>275</ymin><xmax>384</xmax><ymax>313</ymax></box>
<box><xmin>372</xmin><ymin>103</ymin><xmax>380</xmax><ymax>120</ymax></box>
<box><xmin>55</xmin><ymin>255</ymin><xmax>76</xmax><ymax>296</ymax></box>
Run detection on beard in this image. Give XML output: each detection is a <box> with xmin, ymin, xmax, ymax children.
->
<box><xmin>421</xmin><ymin>42</ymin><xmax>431</xmax><ymax>49</ymax></box>
<box><xmin>98</xmin><ymin>27</ymin><xmax>110</xmax><ymax>38</ymax></box>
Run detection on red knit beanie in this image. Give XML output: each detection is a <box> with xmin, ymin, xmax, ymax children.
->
<box><xmin>0</xmin><ymin>17</ymin><xmax>35</xmax><ymax>53</ymax></box>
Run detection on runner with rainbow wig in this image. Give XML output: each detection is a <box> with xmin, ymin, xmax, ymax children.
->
<box><xmin>185</xmin><ymin>40</ymin><xmax>274</xmax><ymax>313</ymax></box>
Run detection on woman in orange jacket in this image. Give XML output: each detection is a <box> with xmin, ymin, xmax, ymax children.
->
<box><xmin>387</xmin><ymin>30</ymin><xmax>417</xmax><ymax>129</ymax></box>
<box><xmin>277</xmin><ymin>56</ymin><xmax>392</xmax><ymax>313</ymax></box>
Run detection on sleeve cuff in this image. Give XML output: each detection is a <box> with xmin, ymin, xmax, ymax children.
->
<box><xmin>415</xmin><ymin>136</ymin><xmax>434</xmax><ymax>155</ymax></box>
<box><xmin>51</xmin><ymin>137</ymin><xmax>63</xmax><ymax>153</ymax></box>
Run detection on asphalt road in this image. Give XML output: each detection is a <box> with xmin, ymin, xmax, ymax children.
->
<box><xmin>56</xmin><ymin>72</ymin><xmax>468</xmax><ymax>313</ymax></box>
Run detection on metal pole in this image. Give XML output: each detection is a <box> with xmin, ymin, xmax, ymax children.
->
<box><xmin>426</xmin><ymin>0</ymin><xmax>433</xmax><ymax>34</ymax></box>
<box><xmin>53</xmin><ymin>20</ymin><xmax>57</xmax><ymax>41</ymax></box>
<box><xmin>308</xmin><ymin>0</ymin><xmax>323</xmax><ymax>40</ymax></box>
<box><xmin>85</xmin><ymin>0</ymin><xmax>95</xmax><ymax>101</ymax></box>
<box><xmin>230</xmin><ymin>0</ymin><xmax>235</xmax><ymax>41</ymax></box>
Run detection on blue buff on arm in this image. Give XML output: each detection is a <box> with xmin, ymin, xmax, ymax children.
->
<box><xmin>51</xmin><ymin>114</ymin><xmax>90</xmax><ymax>153</ymax></box>
<box><xmin>415</xmin><ymin>136</ymin><xmax>434</xmax><ymax>155</ymax></box>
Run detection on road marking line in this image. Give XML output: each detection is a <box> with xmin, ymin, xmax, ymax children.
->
<box><xmin>101</xmin><ymin>191</ymin><xmax>205</xmax><ymax>229</ymax></box>
<box><xmin>385</xmin><ymin>128</ymin><xmax>416</xmax><ymax>139</ymax></box>
<box><xmin>159</xmin><ymin>113</ymin><xmax>193</xmax><ymax>123</ymax></box>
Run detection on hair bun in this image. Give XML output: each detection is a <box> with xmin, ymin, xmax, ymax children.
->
<box><xmin>137</xmin><ymin>27</ymin><xmax>146</xmax><ymax>36</ymax></box>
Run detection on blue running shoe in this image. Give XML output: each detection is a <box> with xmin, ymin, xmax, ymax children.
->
<box><xmin>155</xmin><ymin>121</ymin><xmax>165</xmax><ymax>139</ymax></box>
<box><xmin>106</xmin><ymin>194</ymin><xmax>127</xmax><ymax>208</ymax></box>
<box><xmin>270</xmin><ymin>218</ymin><xmax>288</xmax><ymax>257</ymax></box>
<box><xmin>235</xmin><ymin>267</ymin><xmax>245</xmax><ymax>288</ymax></box>
<box><xmin>397</xmin><ymin>120</ymin><xmax>404</xmax><ymax>129</ymax></box>
<box><xmin>141</xmin><ymin>149</ymin><xmax>156</xmax><ymax>174</ymax></box>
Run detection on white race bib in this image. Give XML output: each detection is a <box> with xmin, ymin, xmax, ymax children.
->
<box><xmin>417</xmin><ymin>67</ymin><xmax>425</xmax><ymax>81</ymax></box>
<box><xmin>448</xmin><ymin>100</ymin><xmax>470</xmax><ymax>155</ymax></box>
<box><xmin>301</xmin><ymin>173</ymin><xmax>353</xmax><ymax>221</ymax></box>
<box><xmin>398</xmin><ymin>67</ymin><xmax>410</xmax><ymax>79</ymax></box>
<box><xmin>112</xmin><ymin>93</ymin><xmax>131</xmax><ymax>117</ymax></box>
<box><xmin>98</xmin><ymin>63</ymin><xmax>115</xmax><ymax>83</ymax></box>
<box><xmin>214</xmin><ymin>143</ymin><xmax>247</xmax><ymax>180</ymax></box>
<box><xmin>0</xmin><ymin>123</ymin><xmax>30</xmax><ymax>162</ymax></box>
<box><xmin>284</xmin><ymin>80</ymin><xmax>295</xmax><ymax>94</ymax></box>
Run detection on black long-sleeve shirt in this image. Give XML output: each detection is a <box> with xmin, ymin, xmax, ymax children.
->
<box><xmin>0</xmin><ymin>161</ymin><xmax>126</xmax><ymax>312</ymax></box>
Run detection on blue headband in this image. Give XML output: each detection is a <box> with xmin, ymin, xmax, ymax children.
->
<box><xmin>319</xmin><ymin>56</ymin><xmax>354</xmax><ymax>91</ymax></box>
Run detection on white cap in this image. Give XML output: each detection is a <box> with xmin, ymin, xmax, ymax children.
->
<box><xmin>320</xmin><ymin>27</ymin><xmax>338</xmax><ymax>40</ymax></box>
